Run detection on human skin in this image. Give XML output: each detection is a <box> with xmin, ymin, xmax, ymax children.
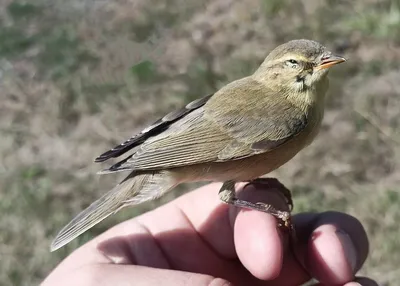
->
<box><xmin>42</xmin><ymin>182</ymin><xmax>378</xmax><ymax>286</ymax></box>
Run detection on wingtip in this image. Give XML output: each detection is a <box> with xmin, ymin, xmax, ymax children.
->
<box><xmin>49</xmin><ymin>244</ymin><xmax>58</xmax><ymax>252</ymax></box>
<box><xmin>50</xmin><ymin>239</ymin><xmax>64</xmax><ymax>252</ymax></box>
<box><xmin>94</xmin><ymin>155</ymin><xmax>107</xmax><ymax>163</ymax></box>
<box><xmin>94</xmin><ymin>149</ymin><xmax>120</xmax><ymax>163</ymax></box>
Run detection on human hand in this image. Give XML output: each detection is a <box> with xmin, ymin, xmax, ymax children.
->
<box><xmin>42</xmin><ymin>182</ymin><xmax>377</xmax><ymax>286</ymax></box>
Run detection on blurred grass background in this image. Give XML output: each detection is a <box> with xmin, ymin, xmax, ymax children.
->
<box><xmin>0</xmin><ymin>0</ymin><xmax>399</xmax><ymax>285</ymax></box>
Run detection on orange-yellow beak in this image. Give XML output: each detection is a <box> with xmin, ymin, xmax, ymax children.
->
<box><xmin>315</xmin><ymin>54</ymin><xmax>346</xmax><ymax>70</ymax></box>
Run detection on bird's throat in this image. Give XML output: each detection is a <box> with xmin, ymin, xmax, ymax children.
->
<box><xmin>285</xmin><ymin>77</ymin><xmax>328</xmax><ymax>114</ymax></box>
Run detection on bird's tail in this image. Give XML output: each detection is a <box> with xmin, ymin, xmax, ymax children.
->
<box><xmin>50</xmin><ymin>171</ymin><xmax>175</xmax><ymax>251</ymax></box>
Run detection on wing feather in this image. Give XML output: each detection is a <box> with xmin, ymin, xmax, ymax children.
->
<box><xmin>95</xmin><ymin>94</ymin><xmax>213</xmax><ymax>162</ymax></box>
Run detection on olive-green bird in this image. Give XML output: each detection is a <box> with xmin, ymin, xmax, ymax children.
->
<box><xmin>51</xmin><ymin>39</ymin><xmax>345</xmax><ymax>251</ymax></box>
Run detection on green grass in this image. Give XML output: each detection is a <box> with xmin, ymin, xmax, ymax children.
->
<box><xmin>0</xmin><ymin>26</ymin><xmax>36</xmax><ymax>58</ymax></box>
<box><xmin>345</xmin><ymin>1</ymin><xmax>400</xmax><ymax>42</ymax></box>
<box><xmin>7</xmin><ymin>2</ymin><xmax>43</xmax><ymax>20</ymax></box>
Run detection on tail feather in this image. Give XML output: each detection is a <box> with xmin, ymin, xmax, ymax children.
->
<box><xmin>50</xmin><ymin>171</ymin><xmax>174</xmax><ymax>251</ymax></box>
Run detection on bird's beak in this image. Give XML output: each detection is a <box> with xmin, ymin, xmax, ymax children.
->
<box><xmin>315</xmin><ymin>54</ymin><xmax>346</xmax><ymax>70</ymax></box>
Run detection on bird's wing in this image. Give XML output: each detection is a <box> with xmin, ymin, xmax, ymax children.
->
<box><xmin>95</xmin><ymin>94</ymin><xmax>213</xmax><ymax>163</ymax></box>
<box><xmin>99</xmin><ymin>77</ymin><xmax>307</xmax><ymax>172</ymax></box>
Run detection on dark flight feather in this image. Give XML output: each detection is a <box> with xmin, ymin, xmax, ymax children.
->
<box><xmin>94</xmin><ymin>94</ymin><xmax>213</xmax><ymax>162</ymax></box>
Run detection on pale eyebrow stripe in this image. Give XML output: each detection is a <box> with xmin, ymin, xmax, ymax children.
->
<box><xmin>280</xmin><ymin>54</ymin><xmax>310</xmax><ymax>62</ymax></box>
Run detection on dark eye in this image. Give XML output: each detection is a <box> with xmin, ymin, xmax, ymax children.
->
<box><xmin>285</xmin><ymin>59</ymin><xmax>299</xmax><ymax>68</ymax></box>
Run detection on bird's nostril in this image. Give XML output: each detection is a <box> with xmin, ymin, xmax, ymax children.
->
<box><xmin>321</xmin><ymin>53</ymin><xmax>332</xmax><ymax>61</ymax></box>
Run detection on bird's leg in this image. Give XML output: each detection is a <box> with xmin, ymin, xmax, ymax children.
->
<box><xmin>218</xmin><ymin>180</ymin><xmax>237</xmax><ymax>203</ymax></box>
<box><xmin>218</xmin><ymin>180</ymin><xmax>291</xmax><ymax>228</ymax></box>
<box><xmin>244</xmin><ymin>178</ymin><xmax>293</xmax><ymax>211</ymax></box>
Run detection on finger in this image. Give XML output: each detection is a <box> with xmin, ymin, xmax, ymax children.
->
<box><xmin>294</xmin><ymin>211</ymin><xmax>369</xmax><ymax>285</ymax></box>
<box><xmin>231</xmin><ymin>182</ymin><xmax>289</xmax><ymax>280</ymax></box>
<box><xmin>42</xmin><ymin>264</ymin><xmax>232</xmax><ymax>286</ymax></box>
<box><xmin>171</xmin><ymin>182</ymin><xmax>236</xmax><ymax>258</ymax></box>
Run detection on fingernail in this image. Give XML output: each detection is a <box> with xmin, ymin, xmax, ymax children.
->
<box><xmin>336</xmin><ymin>229</ymin><xmax>358</xmax><ymax>273</ymax></box>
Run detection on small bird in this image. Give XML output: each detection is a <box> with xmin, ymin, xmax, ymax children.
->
<box><xmin>51</xmin><ymin>39</ymin><xmax>346</xmax><ymax>251</ymax></box>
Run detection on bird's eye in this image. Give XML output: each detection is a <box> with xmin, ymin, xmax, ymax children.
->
<box><xmin>286</xmin><ymin>59</ymin><xmax>299</xmax><ymax>68</ymax></box>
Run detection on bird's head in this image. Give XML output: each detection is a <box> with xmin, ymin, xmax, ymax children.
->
<box><xmin>254</xmin><ymin>39</ymin><xmax>346</xmax><ymax>93</ymax></box>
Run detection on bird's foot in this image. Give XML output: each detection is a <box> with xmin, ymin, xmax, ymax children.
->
<box><xmin>218</xmin><ymin>180</ymin><xmax>293</xmax><ymax>231</ymax></box>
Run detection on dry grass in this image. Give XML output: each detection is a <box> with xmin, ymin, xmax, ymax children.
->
<box><xmin>1</xmin><ymin>0</ymin><xmax>400</xmax><ymax>285</ymax></box>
